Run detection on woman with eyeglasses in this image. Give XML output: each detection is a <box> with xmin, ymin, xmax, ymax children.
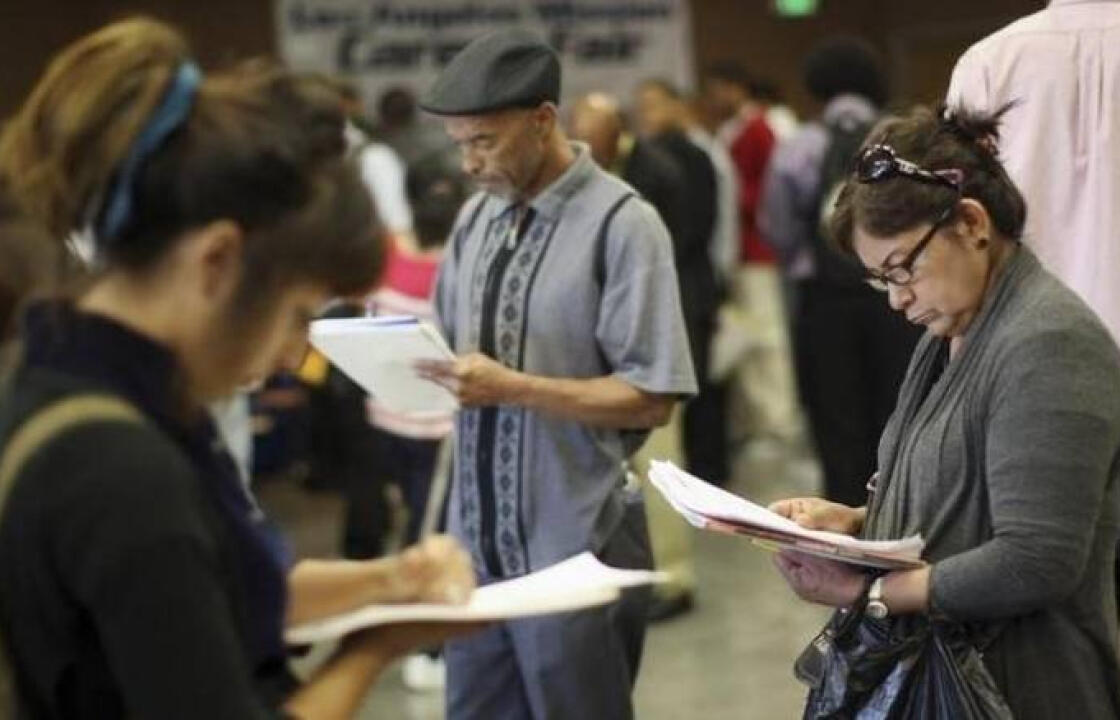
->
<box><xmin>0</xmin><ymin>18</ymin><xmax>479</xmax><ymax>719</ymax></box>
<box><xmin>770</xmin><ymin>105</ymin><xmax>1120</xmax><ymax>718</ymax></box>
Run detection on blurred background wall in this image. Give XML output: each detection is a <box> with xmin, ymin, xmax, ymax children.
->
<box><xmin>0</xmin><ymin>0</ymin><xmax>1045</xmax><ymax>119</ymax></box>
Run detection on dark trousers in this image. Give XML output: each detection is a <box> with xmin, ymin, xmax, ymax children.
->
<box><xmin>336</xmin><ymin>422</ymin><xmax>389</xmax><ymax>559</ymax></box>
<box><xmin>445</xmin><ymin>495</ymin><xmax>653</xmax><ymax>720</ymax></box>
<box><xmin>305</xmin><ymin>368</ymin><xmax>389</xmax><ymax>560</ymax></box>
<box><xmin>682</xmin><ymin>315</ymin><xmax>729</xmax><ymax>486</ymax></box>
<box><xmin>341</xmin><ymin>428</ymin><xmax>442</xmax><ymax>558</ymax></box>
<box><xmin>793</xmin><ymin>279</ymin><xmax>922</xmax><ymax>508</ymax></box>
<box><xmin>303</xmin><ymin>303</ymin><xmax>394</xmax><ymax>559</ymax></box>
<box><xmin>372</xmin><ymin>428</ymin><xmax>441</xmax><ymax>546</ymax></box>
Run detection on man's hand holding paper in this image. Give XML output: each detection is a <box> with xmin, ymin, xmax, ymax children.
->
<box><xmin>309</xmin><ymin>316</ymin><xmax>459</xmax><ymax>414</ymax></box>
<box><xmin>414</xmin><ymin>352</ymin><xmax>525</xmax><ymax>407</ymax></box>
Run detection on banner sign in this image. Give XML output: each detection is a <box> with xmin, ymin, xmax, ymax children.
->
<box><xmin>275</xmin><ymin>0</ymin><xmax>696</xmax><ymax>110</ymax></box>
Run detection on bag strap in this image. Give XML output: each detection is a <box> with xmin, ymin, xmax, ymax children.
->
<box><xmin>593</xmin><ymin>192</ymin><xmax>636</xmax><ymax>292</ymax></box>
<box><xmin>452</xmin><ymin>193</ymin><xmax>490</xmax><ymax>264</ymax></box>
<box><xmin>0</xmin><ymin>393</ymin><xmax>145</xmax><ymax>714</ymax></box>
<box><xmin>0</xmin><ymin>395</ymin><xmax>145</xmax><ymax>508</ymax></box>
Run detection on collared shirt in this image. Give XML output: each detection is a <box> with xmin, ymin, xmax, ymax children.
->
<box><xmin>435</xmin><ymin>143</ymin><xmax>696</xmax><ymax>577</ymax></box>
<box><xmin>758</xmin><ymin>94</ymin><xmax>878</xmax><ymax>280</ymax></box>
<box><xmin>947</xmin><ymin>0</ymin><xmax>1120</xmax><ymax>344</ymax></box>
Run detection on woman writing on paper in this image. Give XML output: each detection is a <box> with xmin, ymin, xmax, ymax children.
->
<box><xmin>0</xmin><ymin>19</ymin><xmax>476</xmax><ymax>719</ymax></box>
<box><xmin>769</xmin><ymin>105</ymin><xmax>1120</xmax><ymax>718</ymax></box>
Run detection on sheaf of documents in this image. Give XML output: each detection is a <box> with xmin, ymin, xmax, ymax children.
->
<box><xmin>309</xmin><ymin>316</ymin><xmax>458</xmax><ymax>414</ymax></box>
<box><xmin>285</xmin><ymin>552</ymin><xmax>666</xmax><ymax>645</ymax></box>
<box><xmin>648</xmin><ymin>460</ymin><xmax>924</xmax><ymax>570</ymax></box>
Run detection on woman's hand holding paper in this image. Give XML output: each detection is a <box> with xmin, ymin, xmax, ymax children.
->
<box><xmin>391</xmin><ymin>534</ymin><xmax>476</xmax><ymax>605</ymax></box>
<box><xmin>769</xmin><ymin>497</ymin><xmax>866</xmax><ymax>537</ymax></box>
<box><xmin>773</xmin><ymin>550</ymin><xmax>867</xmax><ymax>608</ymax></box>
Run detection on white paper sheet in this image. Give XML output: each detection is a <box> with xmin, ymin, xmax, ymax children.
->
<box><xmin>648</xmin><ymin>460</ymin><xmax>924</xmax><ymax>569</ymax></box>
<box><xmin>309</xmin><ymin>316</ymin><xmax>458</xmax><ymax>414</ymax></box>
<box><xmin>285</xmin><ymin>552</ymin><xmax>667</xmax><ymax>645</ymax></box>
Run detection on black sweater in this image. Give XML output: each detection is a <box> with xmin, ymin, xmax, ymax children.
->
<box><xmin>0</xmin><ymin>304</ymin><xmax>287</xmax><ymax>718</ymax></box>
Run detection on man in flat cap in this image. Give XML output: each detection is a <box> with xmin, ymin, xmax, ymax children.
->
<box><xmin>417</xmin><ymin>29</ymin><xmax>696</xmax><ymax>720</ymax></box>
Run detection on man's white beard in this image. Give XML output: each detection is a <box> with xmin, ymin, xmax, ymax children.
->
<box><xmin>476</xmin><ymin>178</ymin><xmax>518</xmax><ymax>201</ymax></box>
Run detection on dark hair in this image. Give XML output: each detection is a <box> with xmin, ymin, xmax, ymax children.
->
<box><xmin>0</xmin><ymin>188</ymin><xmax>56</xmax><ymax>340</ymax></box>
<box><xmin>829</xmin><ymin>104</ymin><xmax>1027</xmax><ymax>254</ymax></box>
<box><xmin>702</xmin><ymin>61</ymin><xmax>754</xmax><ymax>93</ymax></box>
<box><xmin>749</xmin><ymin>77</ymin><xmax>782</xmax><ymax>104</ymax></box>
<box><xmin>0</xmin><ymin>18</ymin><xmax>383</xmax><ymax>317</ymax></box>
<box><xmin>331</xmin><ymin>77</ymin><xmax>362</xmax><ymax>105</ymax></box>
<box><xmin>804</xmin><ymin>37</ymin><xmax>887</xmax><ymax>107</ymax></box>
<box><xmin>378</xmin><ymin>87</ymin><xmax>416</xmax><ymax>127</ymax></box>
<box><xmin>406</xmin><ymin>157</ymin><xmax>468</xmax><ymax>250</ymax></box>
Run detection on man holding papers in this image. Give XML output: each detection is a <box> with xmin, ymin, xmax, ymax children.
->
<box><xmin>416</xmin><ymin>29</ymin><xmax>697</xmax><ymax>720</ymax></box>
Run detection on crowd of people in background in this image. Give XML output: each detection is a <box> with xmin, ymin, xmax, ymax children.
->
<box><xmin>1</xmin><ymin>2</ymin><xmax>1119</xmax><ymax>718</ymax></box>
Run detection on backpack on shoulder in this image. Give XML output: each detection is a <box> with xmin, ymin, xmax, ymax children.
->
<box><xmin>813</xmin><ymin>114</ymin><xmax>877</xmax><ymax>288</ymax></box>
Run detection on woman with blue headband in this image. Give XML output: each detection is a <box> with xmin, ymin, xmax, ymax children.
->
<box><xmin>0</xmin><ymin>17</ymin><xmax>477</xmax><ymax>719</ymax></box>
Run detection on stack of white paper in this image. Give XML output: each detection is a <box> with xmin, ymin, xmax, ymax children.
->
<box><xmin>309</xmin><ymin>316</ymin><xmax>458</xmax><ymax>414</ymax></box>
<box><xmin>285</xmin><ymin>552</ymin><xmax>667</xmax><ymax>645</ymax></box>
<box><xmin>648</xmin><ymin>461</ymin><xmax>924</xmax><ymax>570</ymax></box>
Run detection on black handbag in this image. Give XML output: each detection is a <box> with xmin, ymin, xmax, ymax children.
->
<box><xmin>794</xmin><ymin>587</ymin><xmax>1013</xmax><ymax>720</ymax></box>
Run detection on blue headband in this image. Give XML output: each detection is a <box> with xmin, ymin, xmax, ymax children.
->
<box><xmin>96</xmin><ymin>61</ymin><xmax>201</xmax><ymax>244</ymax></box>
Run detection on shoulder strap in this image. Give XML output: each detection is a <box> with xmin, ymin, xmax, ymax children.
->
<box><xmin>594</xmin><ymin>192</ymin><xmax>637</xmax><ymax>291</ymax></box>
<box><xmin>452</xmin><ymin>194</ymin><xmax>490</xmax><ymax>264</ymax></box>
<box><xmin>0</xmin><ymin>395</ymin><xmax>145</xmax><ymax>509</ymax></box>
<box><xmin>0</xmin><ymin>393</ymin><xmax>144</xmax><ymax>714</ymax></box>
<box><xmin>590</xmin><ymin>191</ymin><xmax>638</xmax><ymax>379</ymax></box>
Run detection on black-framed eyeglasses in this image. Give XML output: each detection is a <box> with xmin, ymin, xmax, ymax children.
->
<box><xmin>864</xmin><ymin>202</ymin><xmax>956</xmax><ymax>292</ymax></box>
<box><xmin>855</xmin><ymin>143</ymin><xmax>964</xmax><ymax>291</ymax></box>
<box><xmin>856</xmin><ymin>144</ymin><xmax>964</xmax><ymax>191</ymax></box>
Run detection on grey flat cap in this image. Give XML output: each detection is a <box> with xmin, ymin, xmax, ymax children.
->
<box><xmin>419</xmin><ymin>29</ymin><xmax>560</xmax><ymax>116</ymax></box>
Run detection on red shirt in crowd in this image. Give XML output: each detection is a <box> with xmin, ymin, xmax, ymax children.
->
<box><xmin>724</xmin><ymin>110</ymin><xmax>777</xmax><ymax>265</ymax></box>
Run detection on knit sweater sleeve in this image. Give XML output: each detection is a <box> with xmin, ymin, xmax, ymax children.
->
<box><xmin>929</xmin><ymin>326</ymin><xmax>1120</xmax><ymax>620</ymax></box>
<box><xmin>45</xmin><ymin>422</ymin><xmax>281</xmax><ymax>719</ymax></box>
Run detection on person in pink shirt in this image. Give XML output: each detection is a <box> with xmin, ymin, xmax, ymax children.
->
<box><xmin>947</xmin><ymin>0</ymin><xmax>1120</xmax><ymax>347</ymax></box>
<box><xmin>365</xmin><ymin>158</ymin><xmax>468</xmax><ymax>546</ymax></box>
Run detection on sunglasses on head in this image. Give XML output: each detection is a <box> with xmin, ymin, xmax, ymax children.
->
<box><xmin>855</xmin><ymin>144</ymin><xmax>963</xmax><ymax>191</ymax></box>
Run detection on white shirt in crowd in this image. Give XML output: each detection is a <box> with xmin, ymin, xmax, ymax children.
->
<box><xmin>687</xmin><ymin>126</ymin><xmax>741</xmax><ymax>283</ymax></box>
<box><xmin>765</xmin><ymin>104</ymin><xmax>799</xmax><ymax>142</ymax></box>
<box><xmin>344</xmin><ymin>121</ymin><xmax>413</xmax><ymax>236</ymax></box>
<box><xmin>947</xmin><ymin>0</ymin><xmax>1120</xmax><ymax>344</ymax></box>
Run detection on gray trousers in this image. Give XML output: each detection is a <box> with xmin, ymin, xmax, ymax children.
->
<box><xmin>445</xmin><ymin>498</ymin><xmax>653</xmax><ymax>720</ymax></box>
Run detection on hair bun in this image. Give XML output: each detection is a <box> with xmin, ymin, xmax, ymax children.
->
<box><xmin>937</xmin><ymin>102</ymin><xmax>1014</xmax><ymax>157</ymax></box>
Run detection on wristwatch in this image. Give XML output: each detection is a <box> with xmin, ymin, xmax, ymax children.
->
<box><xmin>866</xmin><ymin>577</ymin><xmax>889</xmax><ymax>619</ymax></box>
